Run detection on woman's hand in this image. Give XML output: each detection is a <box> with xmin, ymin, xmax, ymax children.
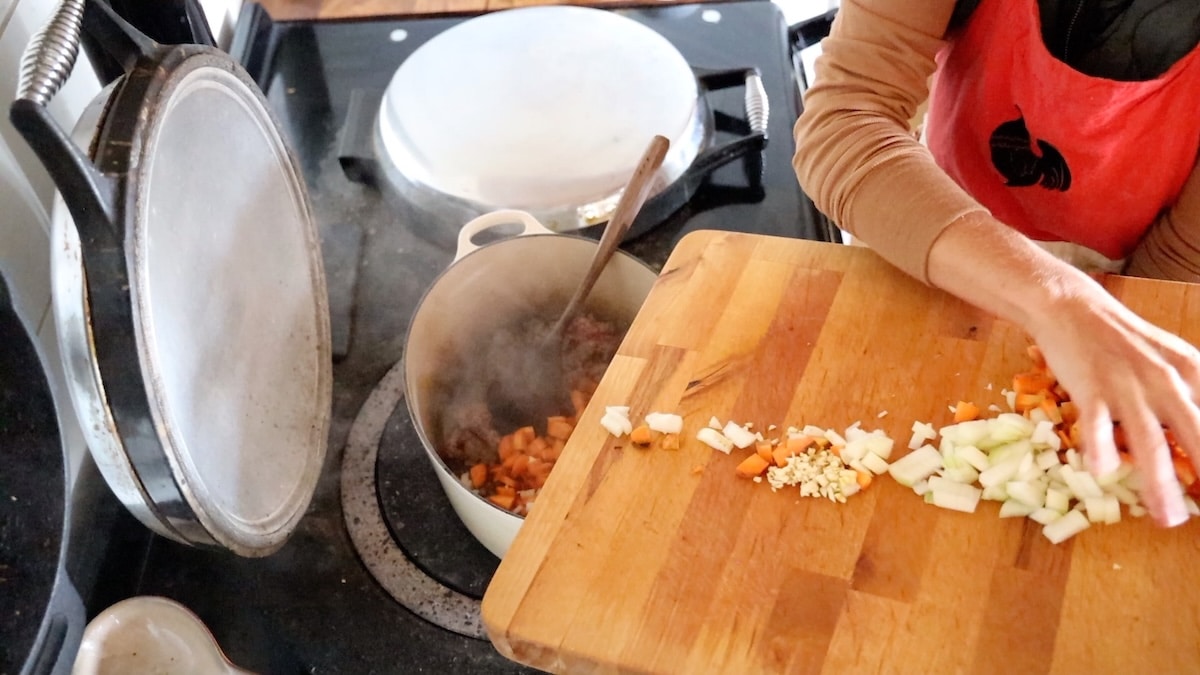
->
<box><xmin>1026</xmin><ymin>281</ymin><xmax>1200</xmax><ymax>526</ymax></box>
<box><xmin>926</xmin><ymin>212</ymin><xmax>1200</xmax><ymax>527</ymax></box>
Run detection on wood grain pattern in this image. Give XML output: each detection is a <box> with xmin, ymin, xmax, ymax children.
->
<box><xmin>481</xmin><ymin>232</ymin><xmax>1200</xmax><ymax>674</ymax></box>
<box><xmin>256</xmin><ymin>0</ymin><xmax>716</xmax><ymax>22</ymax></box>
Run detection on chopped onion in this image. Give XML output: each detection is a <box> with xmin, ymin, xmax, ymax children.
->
<box><xmin>941</xmin><ymin>465</ymin><xmax>980</xmax><ymax>485</ymax></box>
<box><xmin>600</xmin><ymin>408</ymin><xmax>633</xmax><ymax>437</ymax></box>
<box><xmin>927</xmin><ymin>476</ymin><xmax>982</xmax><ymax>513</ymax></box>
<box><xmin>645</xmin><ymin>412</ymin><xmax>684</xmax><ymax>435</ymax></box>
<box><xmin>908</xmin><ymin>421</ymin><xmax>937</xmax><ymax>450</ymax></box>
<box><xmin>888</xmin><ymin>445</ymin><xmax>944</xmax><ymax>487</ymax></box>
<box><xmin>696</xmin><ymin>427</ymin><xmax>733</xmax><ymax>454</ymax></box>
<box><xmin>824</xmin><ymin>428</ymin><xmax>848</xmax><ymax>448</ymax></box>
<box><xmin>979</xmin><ymin>454</ymin><xmax>1024</xmax><ymax>489</ymax></box>
<box><xmin>1042</xmin><ymin>510</ymin><xmax>1090</xmax><ymax>544</ymax></box>
<box><xmin>1029</xmin><ymin>507</ymin><xmax>1063</xmax><ymax>525</ymax></box>
<box><xmin>721</xmin><ymin>421</ymin><xmax>757</xmax><ymax>449</ymax></box>
<box><xmin>1060</xmin><ymin>465</ymin><xmax>1103</xmax><ymax>500</ymax></box>
<box><xmin>955</xmin><ymin>445</ymin><xmax>991</xmax><ymax>473</ymax></box>
<box><xmin>981</xmin><ymin>484</ymin><xmax>1009</xmax><ymax>502</ymax></box>
<box><xmin>999</xmin><ymin>499</ymin><xmax>1037</xmax><ymax>518</ymax></box>
<box><xmin>860</xmin><ymin>451</ymin><xmax>890</xmax><ymax>476</ymax></box>
<box><xmin>1005</xmin><ymin>480</ymin><xmax>1046</xmax><ymax>508</ymax></box>
<box><xmin>1044</xmin><ymin>487</ymin><xmax>1070</xmax><ymax>514</ymax></box>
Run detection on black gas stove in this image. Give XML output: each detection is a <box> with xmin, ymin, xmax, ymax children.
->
<box><xmin>89</xmin><ymin>2</ymin><xmax>835</xmax><ymax>672</ymax></box>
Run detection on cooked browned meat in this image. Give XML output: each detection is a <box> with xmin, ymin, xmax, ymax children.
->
<box><xmin>436</xmin><ymin>310</ymin><xmax>626</xmax><ymax>474</ymax></box>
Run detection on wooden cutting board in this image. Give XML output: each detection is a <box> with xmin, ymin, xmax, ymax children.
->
<box><xmin>481</xmin><ymin>231</ymin><xmax>1200</xmax><ymax>675</ymax></box>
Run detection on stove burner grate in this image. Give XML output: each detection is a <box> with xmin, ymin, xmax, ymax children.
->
<box><xmin>341</xmin><ymin>358</ymin><xmax>486</xmax><ymax>638</ymax></box>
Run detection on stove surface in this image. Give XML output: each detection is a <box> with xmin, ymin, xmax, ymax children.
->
<box><xmin>108</xmin><ymin>2</ymin><xmax>833</xmax><ymax>672</ymax></box>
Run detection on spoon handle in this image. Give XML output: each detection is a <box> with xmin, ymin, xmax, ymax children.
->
<box><xmin>551</xmin><ymin>134</ymin><xmax>670</xmax><ymax>337</ymax></box>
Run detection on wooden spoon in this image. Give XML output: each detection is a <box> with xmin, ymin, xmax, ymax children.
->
<box><xmin>491</xmin><ymin>135</ymin><xmax>670</xmax><ymax>427</ymax></box>
<box><xmin>549</xmin><ymin>134</ymin><xmax>671</xmax><ymax>340</ymax></box>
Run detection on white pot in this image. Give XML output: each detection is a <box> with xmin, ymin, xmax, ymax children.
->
<box><xmin>404</xmin><ymin>210</ymin><xmax>656</xmax><ymax>558</ymax></box>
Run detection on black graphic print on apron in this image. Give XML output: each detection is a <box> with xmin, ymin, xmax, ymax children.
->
<box><xmin>989</xmin><ymin>113</ymin><xmax>1071</xmax><ymax>191</ymax></box>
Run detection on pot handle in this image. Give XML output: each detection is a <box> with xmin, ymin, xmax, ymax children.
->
<box><xmin>454</xmin><ymin>209</ymin><xmax>556</xmax><ymax>262</ymax></box>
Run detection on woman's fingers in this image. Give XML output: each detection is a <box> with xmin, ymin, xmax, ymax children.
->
<box><xmin>1076</xmin><ymin>400</ymin><xmax>1120</xmax><ymax>478</ymax></box>
<box><xmin>1115</xmin><ymin>392</ymin><xmax>1190</xmax><ymax>527</ymax></box>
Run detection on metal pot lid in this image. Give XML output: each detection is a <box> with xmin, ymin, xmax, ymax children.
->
<box><xmin>99</xmin><ymin>48</ymin><xmax>332</xmax><ymax>556</ymax></box>
<box><xmin>11</xmin><ymin>0</ymin><xmax>332</xmax><ymax>557</ymax></box>
<box><xmin>377</xmin><ymin>6</ymin><xmax>702</xmax><ymax>227</ymax></box>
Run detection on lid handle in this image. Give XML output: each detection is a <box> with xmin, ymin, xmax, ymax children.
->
<box><xmin>7</xmin><ymin>0</ymin><xmax>160</xmax><ymax>237</ymax></box>
<box><xmin>15</xmin><ymin>0</ymin><xmax>85</xmax><ymax>106</ymax></box>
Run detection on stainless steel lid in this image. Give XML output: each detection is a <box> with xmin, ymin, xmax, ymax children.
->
<box><xmin>376</xmin><ymin>5</ymin><xmax>706</xmax><ymax>231</ymax></box>
<box><xmin>124</xmin><ymin>55</ymin><xmax>331</xmax><ymax>555</ymax></box>
<box><xmin>11</xmin><ymin>0</ymin><xmax>331</xmax><ymax>556</ymax></box>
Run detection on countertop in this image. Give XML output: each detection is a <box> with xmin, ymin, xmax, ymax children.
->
<box><xmin>255</xmin><ymin>0</ymin><xmax>839</xmax><ymax>23</ymax></box>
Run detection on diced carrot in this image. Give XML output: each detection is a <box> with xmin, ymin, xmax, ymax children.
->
<box><xmin>529</xmin><ymin>461</ymin><xmax>552</xmax><ymax>485</ymax></box>
<box><xmin>735</xmin><ymin>453</ymin><xmax>771</xmax><ymax>478</ymax></box>
<box><xmin>1112</xmin><ymin>424</ymin><xmax>1127</xmax><ymax>452</ymax></box>
<box><xmin>547</xmin><ymin>438</ymin><xmax>565</xmax><ymax>460</ymax></box>
<box><xmin>787</xmin><ymin>435</ymin><xmax>815</xmax><ymax>452</ymax></box>
<box><xmin>1056</xmin><ymin>429</ymin><xmax>1074</xmax><ymax>450</ymax></box>
<box><xmin>630</xmin><ymin>424</ymin><xmax>653</xmax><ymax>446</ymax></box>
<box><xmin>855</xmin><ymin>469</ymin><xmax>873</xmax><ymax>489</ymax></box>
<box><xmin>953</xmin><ymin>401</ymin><xmax>980</xmax><ymax>422</ymax></box>
<box><xmin>661</xmin><ymin>433</ymin><xmax>680</xmax><ymax>451</ymax></box>
<box><xmin>488</xmin><ymin>493</ymin><xmax>515</xmax><ymax>510</ymax></box>
<box><xmin>1013</xmin><ymin>372</ymin><xmax>1056</xmax><ymax>396</ymax></box>
<box><xmin>1014</xmin><ymin>392</ymin><xmax>1044</xmax><ymax>413</ymax></box>
<box><xmin>756</xmin><ymin>442</ymin><xmax>774</xmax><ymax>463</ymax></box>
<box><xmin>1174</xmin><ymin>455</ymin><xmax>1198</xmax><ymax>487</ymax></box>
<box><xmin>494</xmin><ymin>484</ymin><xmax>516</xmax><ymax>497</ymax></box>
<box><xmin>528</xmin><ymin>436</ymin><xmax>549</xmax><ymax>459</ymax></box>
<box><xmin>771</xmin><ymin>446</ymin><xmax>794</xmax><ymax>468</ymax></box>
<box><xmin>829</xmin><ymin>445</ymin><xmax>843</xmax><ymax>458</ymax></box>
<box><xmin>498</xmin><ymin>434</ymin><xmax>515</xmax><ymax>461</ymax></box>
<box><xmin>1165</xmin><ymin>428</ymin><xmax>1183</xmax><ymax>456</ymax></box>
<box><xmin>546</xmin><ymin>416</ymin><xmax>574</xmax><ymax>441</ymax></box>
<box><xmin>1038</xmin><ymin>397</ymin><xmax>1063</xmax><ymax>425</ymax></box>
<box><xmin>510</xmin><ymin>453</ymin><xmax>530</xmax><ymax>477</ymax></box>
<box><xmin>570</xmin><ymin>389</ymin><xmax>589</xmax><ymax>418</ymax></box>
<box><xmin>510</xmin><ymin>427</ymin><xmax>530</xmax><ymax>451</ymax></box>
<box><xmin>469</xmin><ymin>463</ymin><xmax>488</xmax><ymax>488</ymax></box>
<box><xmin>1058</xmin><ymin>401</ymin><xmax>1078</xmax><ymax>426</ymax></box>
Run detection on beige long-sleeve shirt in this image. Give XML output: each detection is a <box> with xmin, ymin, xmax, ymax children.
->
<box><xmin>793</xmin><ymin>0</ymin><xmax>1200</xmax><ymax>284</ymax></box>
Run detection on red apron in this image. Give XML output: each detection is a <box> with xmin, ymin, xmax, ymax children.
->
<box><xmin>925</xmin><ymin>0</ymin><xmax>1200</xmax><ymax>260</ymax></box>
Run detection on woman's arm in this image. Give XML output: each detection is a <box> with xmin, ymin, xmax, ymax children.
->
<box><xmin>794</xmin><ymin>0</ymin><xmax>1200</xmax><ymax>525</ymax></box>
<box><xmin>1126</xmin><ymin>160</ymin><xmax>1200</xmax><ymax>282</ymax></box>
<box><xmin>793</xmin><ymin>0</ymin><xmax>979</xmax><ymax>282</ymax></box>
